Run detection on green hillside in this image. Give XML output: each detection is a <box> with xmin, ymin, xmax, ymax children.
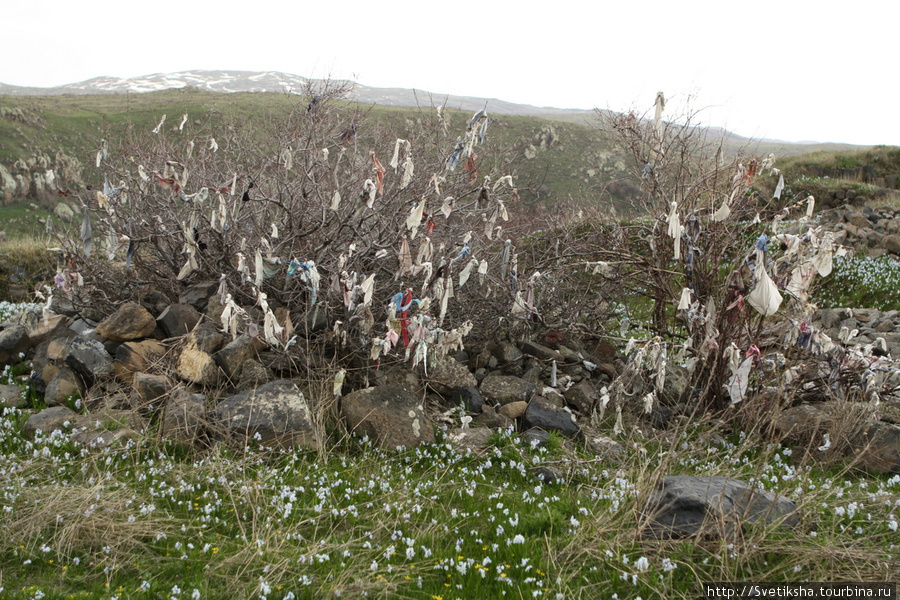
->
<box><xmin>0</xmin><ymin>87</ymin><xmax>893</xmax><ymax>223</ymax></box>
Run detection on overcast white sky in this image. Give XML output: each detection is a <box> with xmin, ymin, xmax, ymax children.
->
<box><xmin>5</xmin><ymin>0</ymin><xmax>898</xmax><ymax>146</ymax></box>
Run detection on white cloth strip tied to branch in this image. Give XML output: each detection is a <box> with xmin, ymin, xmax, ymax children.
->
<box><xmin>178</xmin><ymin>113</ymin><xmax>188</xmax><ymax>131</ymax></box>
<box><xmin>363</xmin><ymin>179</ymin><xmax>377</xmax><ymax>209</ymax></box>
<box><xmin>667</xmin><ymin>201</ymin><xmax>683</xmax><ymax>260</ymax></box>
<box><xmin>281</xmin><ymin>147</ymin><xmax>293</xmax><ymax>171</ymax></box>
<box><xmin>406</xmin><ymin>201</ymin><xmax>426</xmax><ymax>239</ymax></box>
<box><xmin>654</xmin><ymin>92</ymin><xmax>665</xmax><ymax>138</ymax></box>
<box><xmin>677</xmin><ymin>287</ymin><xmax>692</xmax><ymax>310</ymax></box>
<box><xmin>96</xmin><ymin>139</ymin><xmax>108</xmax><ymax>167</ymax></box>
<box><xmin>177</xmin><ymin>222</ymin><xmax>199</xmax><ymax>281</ymax></box>
<box><xmin>258</xmin><ymin>290</ymin><xmax>285</xmax><ymax>348</ymax></box>
<box><xmin>152</xmin><ymin>114</ymin><xmax>166</xmax><ymax>134</ymax></box>
<box><xmin>746</xmin><ymin>248</ymin><xmax>782</xmax><ymax>317</ymax></box>
<box><xmin>773</xmin><ymin>174</ymin><xmax>785</xmax><ymax>199</ymax></box>
<box><xmin>390</xmin><ymin>138</ymin><xmax>409</xmax><ymax>169</ymax></box>
<box><xmin>458</xmin><ymin>258</ymin><xmax>477</xmax><ymax>288</ymax></box>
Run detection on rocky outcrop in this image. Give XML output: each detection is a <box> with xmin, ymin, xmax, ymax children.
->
<box><xmin>214</xmin><ymin>379</ymin><xmax>319</xmax><ymax>450</ymax></box>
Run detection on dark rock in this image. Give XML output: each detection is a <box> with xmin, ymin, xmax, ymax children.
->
<box><xmin>524</xmin><ymin>397</ymin><xmax>581</xmax><ymax>438</ymax></box>
<box><xmin>883</xmin><ymin>234</ymin><xmax>900</xmax><ymax>255</ymax></box>
<box><xmin>95</xmin><ymin>302</ymin><xmax>157</xmax><ymax>342</ymax></box>
<box><xmin>139</xmin><ymin>289</ymin><xmax>170</xmax><ymax>315</ymax></box>
<box><xmin>341</xmin><ymin>384</ymin><xmax>434</xmax><ymax>450</ymax></box>
<box><xmin>23</xmin><ymin>405</ymin><xmax>76</xmax><ymax>438</ymax></box>
<box><xmin>214</xmin><ymin>334</ymin><xmax>264</xmax><ymax>381</ymax></box>
<box><xmin>44</xmin><ymin>367</ymin><xmax>83</xmax><ymax>407</ymax></box>
<box><xmin>641</xmin><ymin>475</ymin><xmax>798</xmax><ymax>540</ymax></box>
<box><xmin>214</xmin><ymin>379</ymin><xmax>319</xmax><ymax>450</ymax></box>
<box><xmin>659</xmin><ymin>363</ymin><xmax>690</xmax><ymax>406</ymax></box>
<box><xmin>301</xmin><ymin>305</ymin><xmax>329</xmax><ymax>335</ymax></box>
<box><xmin>534</xmin><ymin>466</ymin><xmax>564</xmax><ymax>485</ymax></box>
<box><xmin>64</xmin><ymin>337</ymin><xmax>114</xmax><ymax>382</ymax></box>
<box><xmin>646</xmin><ymin>404</ymin><xmax>675</xmax><ymax>429</ymax></box>
<box><xmin>133</xmin><ymin>372</ymin><xmax>172</xmax><ymax>405</ymax></box>
<box><xmin>235</xmin><ymin>359</ymin><xmax>274</xmax><ymax>392</ymax></box>
<box><xmin>489</xmin><ymin>340</ymin><xmax>523</xmax><ymax>365</ymax></box>
<box><xmin>473</xmin><ymin>404</ymin><xmax>514</xmax><ymax>429</ymax></box>
<box><xmin>185</xmin><ymin>322</ymin><xmax>226</xmax><ymax>354</ymax></box>
<box><xmin>519</xmin><ymin>340</ymin><xmax>565</xmax><ymax>362</ymax></box>
<box><xmin>0</xmin><ymin>324</ymin><xmax>29</xmax><ymax>364</ymax></box>
<box><xmin>156</xmin><ymin>303</ymin><xmax>201</xmax><ymax>338</ymax></box>
<box><xmin>564</xmin><ymin>379</ymin><xmax>597</xmax><ymax>414</ymax></box>
<box><xmin>857</xmin><ymin>421</ymin><xmax>900</xmax><ymax>474</ymax></box>
<box><xmin>179</xmin><ymin>280</ymin><xmax>219</xmax><ymax>311</ymax></box>
<box><xmin>590</xmin><ymin>339</ymin><xmax>618</xmax><ymax>361</ymax></box>
<box><xmin>480</xmin><ymin>375</ymin><xmax>537</xmax><ymax>406</ymax></box>
<box><xmin>449</xmin><ymin>386</ymin><xmax>484</xmax><ymax>413</ymax></box>
<box><xmin>522</xmin><ymin>364</ymin><xmax>543</xmax><ymax>384</ymax></box>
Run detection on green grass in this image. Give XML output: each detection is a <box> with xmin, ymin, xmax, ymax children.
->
<box><xmin>1</xmin><ymin>395</ymin><xmax>898</xmax><ymax>600</ymax></box>
<box><xmin>0</xmin><ymin>233</ymin><xmax>56</xmax><ymax>302</ymax></box>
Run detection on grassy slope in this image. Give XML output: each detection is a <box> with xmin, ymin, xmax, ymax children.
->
<box><xmin>2</xmin><ymin>89</ymin><xmax>878</xmax><ymax>215</ymax></box>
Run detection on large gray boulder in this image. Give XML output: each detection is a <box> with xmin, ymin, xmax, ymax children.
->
<box><xmin>641</xmin><ymin>475</ymin><xmax>798</xmax><ymax>540</ymax></box>
<box><xmin>214</xmin><ymin>379</ymin><xmax>319</xmax><ymax>450</ymax></box>
<box><xmin>341</xmin><ymin>384</ymin><xmax>434</xmax><ymax>450</ymax></box>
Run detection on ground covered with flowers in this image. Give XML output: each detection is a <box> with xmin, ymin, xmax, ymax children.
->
<box><xmin>1</xmin><ymin>389</ymin><xmax>899</xmax><ymax>600</ymax></box>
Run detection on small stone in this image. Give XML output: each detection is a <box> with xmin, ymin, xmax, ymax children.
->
<box><xmin>0</xmin><ymin>324</ymin><xmax>29</xmax><ymax>364</ymax></box>
<box><xmin>519</xmin><ymin>340</ymin><xmax>565</xmax><ymax>362</ymax></box>
<box><xmin>44</xmin><ymin>367</ymin><xmax>83</xmax><ymax>407</ymax></box>
<box><xmin>64</xmin><ymin>337</ymin><xmax>114</xmax><ymax>382</ymax></box>
<box><xmin>95</xmin><ymin>302</ymin><xmax>157</xmax><ymax>342</ymax></box>
<box><xmin>524</xmin><ymin>397</ymin><xmax>581</xmax><ymax>438</ymax></box>
<box><xmin>449</xmin><ymin>386</ymin><xmax>484</xmax><ymax>413</ymax></box>
<box><xmin>480</xmin><ymin>375</ymin><xmax>537</xmax><ymax>406</ymax></box>
<box><xmin>499</xmin><ymin>401</ymin><xmax>528</xmax><ymax>419</ymax></box>
<box><xmin>156</xmin><ymin>303</ymin><xmax>201</xmax><ymax>338</ymax></box>
<box><xmin>0</xmin><ymin>383</ymin><xmax>25</xmax><ymax>408</ymax></box>
<box><xmin>214</xmin><ymin>334</ymin><xmax>264</xmax><ymax>382</ymax></box>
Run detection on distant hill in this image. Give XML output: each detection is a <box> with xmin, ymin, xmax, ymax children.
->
<box><xmin>0</xmin><ymin>70</ymin><xmax>871</xmax><ymax>212</ymax></box>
